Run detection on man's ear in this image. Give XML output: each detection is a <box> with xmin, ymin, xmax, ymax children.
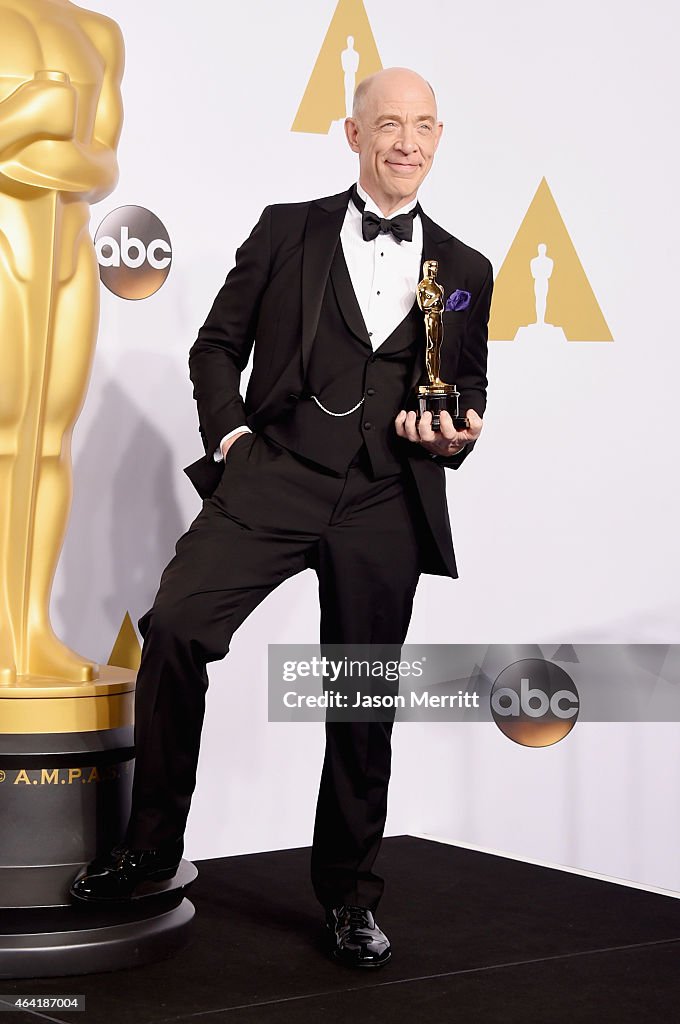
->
<box><xmin>344</xmin><ymin>117</ymin><xmax>360</xmax><ymax>153</ymax></box>
<box><xmin>433</xmin><ymin>121</ymin><xmax>444</xmax><ymax>153</ymax></box>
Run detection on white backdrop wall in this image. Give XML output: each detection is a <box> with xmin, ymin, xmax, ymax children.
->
<box><xmin>51</xmin><ymin>1</ymin><xmax>680</xmax><ymax>890</ymax></box>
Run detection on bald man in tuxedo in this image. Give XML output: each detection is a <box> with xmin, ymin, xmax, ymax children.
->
<box><xmin>72</xmin><ymin>67</ymin><xmax>493</xmax><ymax>969</ymax></box>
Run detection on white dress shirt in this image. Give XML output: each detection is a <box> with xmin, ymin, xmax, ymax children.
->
<box><xmin>340</xmin><ymin>180</ymin><xmax>422</xmax><ymax>350</ymax></box>
<box><xmin>215</xmin><ymin>183</ymin><xmax>423</xmax><ymax>460</ymax></box>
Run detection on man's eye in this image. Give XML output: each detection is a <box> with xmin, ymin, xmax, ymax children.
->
<box><xmin>381</xmin><ymin>122</ymin><xmax>397</xmax><ymax>129</ymax></box>
<box><xmin>418</xmin><ymin>124</ymin><xmax>432</xmax><ymax>132</ymax></box>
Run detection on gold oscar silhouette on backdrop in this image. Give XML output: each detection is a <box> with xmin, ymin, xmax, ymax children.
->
<box><xmin>291</xmin><ymin>0</ymin><xmax>382</xmax><ymax>134</ymax></box>
<box><xmin>0</xmin><ymin>1</ymin><xmax>132</xmax><ymax>725</ymax></box>
<box><xmin>488</xmin><ymin>177</ymin><xmax>613</xmax><ymax>342</ymax></box>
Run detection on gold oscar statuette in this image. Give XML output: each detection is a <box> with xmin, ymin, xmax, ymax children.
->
<box><xmin>0</xmin><ymin>0</ymin><xmax>134</xmax><ymax>731</ymax></box>
<box><xmin>415</xmin><ymin>260</ymin><xmax>469</xmax><ymax>431</ymax></box>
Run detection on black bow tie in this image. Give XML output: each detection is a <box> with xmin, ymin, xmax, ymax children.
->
<box><xmin>351</xmin><ymin>186</ymin><xmax>419</xmax><ymax>244</ymax></box>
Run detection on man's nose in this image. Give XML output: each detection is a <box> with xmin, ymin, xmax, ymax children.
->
<box><xmin>396</xmin><ymin>125</ymin><xmax>418</xmax><ymax>153</ymax></box>
<box><xmin>395</xmin><ymin>135</ymin><xmax>417</xmax><ymax>154</ymax></box>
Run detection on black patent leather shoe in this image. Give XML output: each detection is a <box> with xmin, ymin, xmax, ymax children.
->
<box><xmin>326</xmin><ymin>905</ymin><xmax>392</xmax><ymax>967</ymax></box>
<box><xmin>70</xmin><ymin>840</ymin><xmax>183</xmax><ymax>903</ymax></box>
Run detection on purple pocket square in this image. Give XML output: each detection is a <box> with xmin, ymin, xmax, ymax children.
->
<box><xmin>445</xmin><ymin>289</ymin><xmax>471</xmax><ymax>312</ymax></box>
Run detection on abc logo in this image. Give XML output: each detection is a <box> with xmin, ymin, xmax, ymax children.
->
<box><xmin>95</xmin><ymin>205</ymin><xmax>172</xmax><ymax>299</ymax></box>
<box><xmin>490</xmin><ymin>659</ymin><xmax>579</xmax><ymax>747</ymax></box>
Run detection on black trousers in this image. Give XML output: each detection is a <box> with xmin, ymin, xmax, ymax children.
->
<box><xmin>126</xmin><ymin>431</ymin><xmax>423</xmax><ymax>910</ymax></box>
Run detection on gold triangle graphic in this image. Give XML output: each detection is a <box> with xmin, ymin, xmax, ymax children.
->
<box><xmin>108</xmin><ymin>610</ymin><xmax>141</xmax><ymax>671</ymax></box>
<box><xmin>291</xmin><ymin>0</ymin><xmax>382</xmax><ymax>134</ymax></box>
<box><xmin>488</xmin><ymin>177</ymin><xmax>613</xmax><ymax>342</ymax></box>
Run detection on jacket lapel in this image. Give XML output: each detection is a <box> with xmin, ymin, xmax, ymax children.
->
<box><xmin>301</xmin><ymin>188</ymin><xmax>353</xmax><ymax>375</ymax></box>
<box><xmin>330</xmin><ymin>245</ymin><xmax>372</xmax><ymax>349</ymax></box>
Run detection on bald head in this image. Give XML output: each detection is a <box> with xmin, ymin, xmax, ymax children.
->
<box><xmin>344</xmin><ymin>66</ymin><xmax>443</xmax><ymax>216</ymax></box>
<box><xmin>352</xmin><ymin>68</ymin><xmax>437</xmax><ymax>122</ymax></box>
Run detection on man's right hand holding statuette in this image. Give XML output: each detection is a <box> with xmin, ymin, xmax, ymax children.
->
<box><xmin>395</xmin><ymin>258</ymin><xmax>482</xmax><ymax>458</ymax></box>
<box><xmin>395</xmin><ymin>407</ymin><xmax>483</xmax><ymax>459</ymax></box>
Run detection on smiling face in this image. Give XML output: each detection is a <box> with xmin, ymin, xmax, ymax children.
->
<box><xmin>345</xmin><ymin>68</ymin><xmax>443</xmax><ymax>216</ymax></box>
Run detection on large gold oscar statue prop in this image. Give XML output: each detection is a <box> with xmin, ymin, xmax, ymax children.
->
<box><xmin>0</xmin><ymin>1</ymin><xmax>193</xmax><ymax>979</ymax></box>
<box><xmin>0</xmin><ymin>0</ymin><xmax>122</xmax><ymax>687</ymax></box>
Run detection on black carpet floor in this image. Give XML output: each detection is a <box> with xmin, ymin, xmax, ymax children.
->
<box><xmin>3</xmin><ymin>836</ymin><xmax>680</xmax><ymax>1024</ymax></box>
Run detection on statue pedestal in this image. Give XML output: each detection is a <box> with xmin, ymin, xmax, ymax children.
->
<box><xmin>0</xmin><ymin>667</ymin><xmax>196</xmax><ymax>978</ymax></box>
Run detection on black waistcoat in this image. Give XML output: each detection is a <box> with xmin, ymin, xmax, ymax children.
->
<box><xmin>264</xmin><ymin>244</ymin><xmax>423</xmax><ymax>478</ymax></box>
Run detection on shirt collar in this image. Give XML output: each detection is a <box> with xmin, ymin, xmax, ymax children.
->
<box><xmin>353</xmin><ymin>181</ymin><xmax>419</xmax><ymax>220</ymax></box>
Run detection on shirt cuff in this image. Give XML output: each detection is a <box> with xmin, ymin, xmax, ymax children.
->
<box><xmin>213</xmin><ymin>425</ymin><xmax>251</xmax><ymax>462</ymax></box>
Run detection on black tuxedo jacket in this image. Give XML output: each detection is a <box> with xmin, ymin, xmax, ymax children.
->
<box><xmin>185</xmin><ymin>187</ymin><xmax>493</xmax><ymax>577</ymax></box>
